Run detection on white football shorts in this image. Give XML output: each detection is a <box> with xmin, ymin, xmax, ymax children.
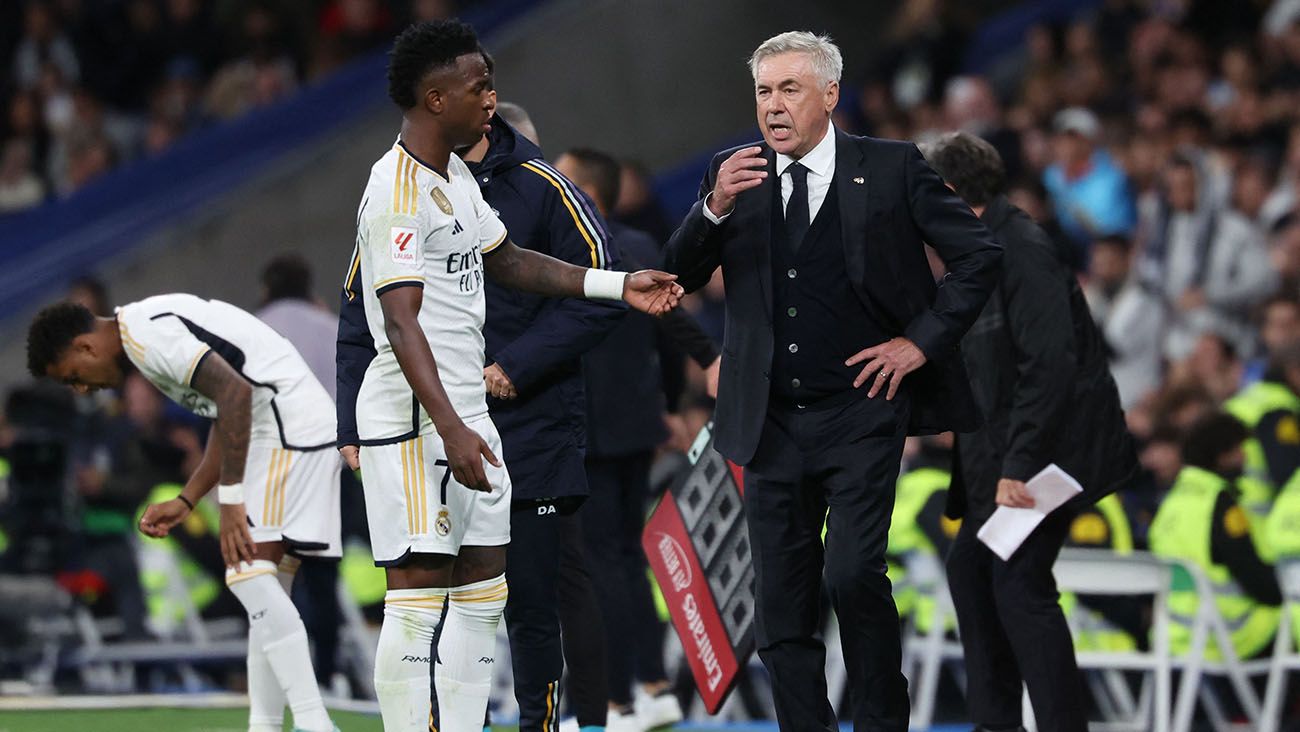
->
<box><xmin>244</xmin><ymin>445</ymin><xmax>342</xmax><ymax>557</ymax></box>
<box><xmin>359</xmin><ymin>413</ymin><xmax>512</xmax><ymax>565</ymax></box>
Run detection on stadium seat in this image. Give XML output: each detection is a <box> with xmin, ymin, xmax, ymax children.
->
<box><xmin>1051</xmin><ymin>549</ymin><xmax>1173</xmax><ymax>732</ymax></box>
<box><xmin>900</xmin><ymin>552</ymin><xmax>965</xmax><ymax>731</ymax></box>
<box><xmin>1163</xmin><ymin>558</ymin><xmax>1270</xmax><ymax>732</ymax></box>
<box><xmin>1258</xmin><ymin>559</ymin><xmax>1300</xmax><ymax>732</ymax></box>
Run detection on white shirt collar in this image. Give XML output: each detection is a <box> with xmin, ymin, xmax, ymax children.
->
<box><xmin>775</xmin><ymin>124</ymin><xmax>836</xmax><ymax>178</ymax></box>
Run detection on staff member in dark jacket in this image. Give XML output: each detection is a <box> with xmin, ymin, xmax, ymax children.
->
<box><xmin>337</xmin><ymin>104</ymin><xmax>624</xmax><ymax>732</ymax></box>
<box><xmin>921</xmin><ymin>131</ymin><xmax>1140</xmax><ymax>732</ymax></box>
<box><xmin>663</xmin><ymin>32</ymin><xmax>1001</xmax><ymax>732</ymax></box>
<box><xmin>557</xmin><ymin>147</ymin><xmax>720</xmax><ymax>730</ymax></box>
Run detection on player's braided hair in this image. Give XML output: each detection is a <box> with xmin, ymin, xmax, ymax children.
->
<box><xmin>387</xmin><ymin>19</ymin><xmax>482</xmax><ymax>110</ymax></box>
<box><xmin>26</xmin><ymin>302</ymin><xmax>95</xmax><ymax>378</ymax></box>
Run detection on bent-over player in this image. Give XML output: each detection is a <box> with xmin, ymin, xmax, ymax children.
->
<box><xmin>27</xmin><ymin>293</ymin><xmax>342</xmax><ymax>732</ymax></box>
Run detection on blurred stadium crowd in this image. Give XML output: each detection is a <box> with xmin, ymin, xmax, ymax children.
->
<box><xmin>6</xmin><ymin>0</ymin><xmax>1300</xmax><ymax>720</ymax></box>
<box><xmin>0</xmin><ymin>0</ymin><xmax>456</xmax><ymax>213</ymax></box>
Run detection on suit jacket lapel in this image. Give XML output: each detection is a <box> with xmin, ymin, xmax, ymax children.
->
<box><xmin>835</xmin><ymin>129</ymin><xmax>869</xmax><ymax>296</ymax></box>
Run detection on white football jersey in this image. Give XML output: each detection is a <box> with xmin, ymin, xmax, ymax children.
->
<box><xmin>116</xmin><ymin>294</ymin><xmax>337</xmax><ymax>450</ymax></box>
<box><xmin>349</xmin><ymin>141</ymin><xmax>507</xmax><ymax>444</ymax></box>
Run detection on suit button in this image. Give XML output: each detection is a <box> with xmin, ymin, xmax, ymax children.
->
<box><xmin>787</xmin><ymin>307</ymin><xmax>797</xmax><ymax>317</ymax></box>
<box><xmin>787</xmin><ymin>268</ymin><xmax>797</xmax><ymax>279</ymax></box>
<box><xmin>788</xmin><ymin>343</ymin><xmax>798</xmax><ymax>353</ymax></box>
<box><xmin>791</xmin><ymin>378</ymin><xmax>801</xmax><ymax>388</ymax></box>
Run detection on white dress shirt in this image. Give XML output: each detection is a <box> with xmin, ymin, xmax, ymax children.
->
<box><xmin>703</xmin><ymin>124</ymin><xmax>837</xmax><ymax>225</ymax></box>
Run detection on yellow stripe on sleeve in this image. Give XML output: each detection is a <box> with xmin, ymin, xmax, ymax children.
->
<box><xmin>519</xmin><ymin>162</ymin><xmax>600</xmax><ymax>267</ymax></box>
<box><xmin>343</xmin><ymin>247</ymin><xmax>361</xmax><ymax>302</ymax></box>
<box><xmin>183</xmin><ymin>345</ymin><xmax>210</xmax><ymax>386</ymax></box>
<box><xmin>393</xmin><ymin>152</ymin><xmax>406</xmax><ymax>214</ymax></box>
<box><xmin>407</xmin><ymin>157</ymin><xmax>419</xmax><ymax>215</ymax></box>
<box><xmin>481</xmin><ymin>230</ymin><xmax>508</xmax><ymax>255</ymax></box>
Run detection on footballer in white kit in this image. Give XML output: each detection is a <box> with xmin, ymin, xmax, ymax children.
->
<box><xmin>352</xmin><ymin>143</ymin><xmax>512</xmax><ymax>565</ymax></box>
<box><xmin>339</xmin><ymin>20</ymin><xmax>683</xmax><ymax>732</ymax></box>
<box><xmin>27</xmin><ymin>293</ymin><xmax>341</xmax><ymax>732</ymax></box>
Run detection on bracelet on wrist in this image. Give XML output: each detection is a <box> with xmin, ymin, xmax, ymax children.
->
<box><xmin>177</xmin><ymin>494</ymin><xmax>195</xmax><ymax>511</ymax></box>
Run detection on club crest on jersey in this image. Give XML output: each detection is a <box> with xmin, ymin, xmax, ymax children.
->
<box><xmin>431</xmin><ymin>187</ymin><xmax>454</xmax><ymax>215</ymax></box>
<box><xmin>435</xmin><ymin>509</ymin><xmax>451</xmax><ymax>537</ymax></box>
<box><xmin>390</xmin><ymin>225</ymin><xmax>420</xmax><ymax>265</ymax></box>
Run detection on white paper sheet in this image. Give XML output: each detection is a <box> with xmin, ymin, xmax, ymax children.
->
<box><xmin>976</xmin><ymin>464</ymin><xmax>1083</xmax><ymax>560</ymax></box>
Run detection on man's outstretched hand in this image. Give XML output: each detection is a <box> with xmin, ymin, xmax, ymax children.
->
<box><xmin>623</xmin><ymin>270</ymin><xmax>684</xmax><ymax>315</ymax></box>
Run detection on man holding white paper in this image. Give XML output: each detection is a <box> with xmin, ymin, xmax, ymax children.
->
<box><xmin>921</xmin><ymin>133</ymin><xmax>1140</xmax><ymax>732</ymax></box>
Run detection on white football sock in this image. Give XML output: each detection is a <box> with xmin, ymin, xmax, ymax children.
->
<box><xmin>375</xmin><ymin>588</ymin><xmax>446</xmax><ymax>732</ymax></box>
<box><xmin>227</xmin><ymin>560</ymin><xmax>333</xmax><ymax>732</ymax></box>
<box><xmin>436</xmin><ymin>575</ymin><xmax>507</xmax><ymax>732</ymax></box>
<box><xmin>246</xmin><ymin>556</ymin><xmax>300</xmax><ymax>732</ymax></box>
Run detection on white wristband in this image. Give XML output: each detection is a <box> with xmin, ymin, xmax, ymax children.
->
<box><xmin>583</xmin><ymin>268</ymin><xmax>626</xmax><ymax>300</ymax></box>
<box><xmin>217</xmin><ymin>482</ymin><xmax>245</xmax><ymax>505</ymax></box>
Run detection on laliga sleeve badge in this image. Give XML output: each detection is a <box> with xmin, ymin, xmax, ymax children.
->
<box><xmin>431</xmin><ymin>187</ymin><xmax>454</xmax><ymax>216</ymax></box>
<box><xmin>390</xmin><ymin>225</ymin><xmax>420</xmax><ymax>265</ymax></box>
<box><xmin>435</xmin><ymin>508</ymin><xmax>452</xmax><ymax>537</ymax></box>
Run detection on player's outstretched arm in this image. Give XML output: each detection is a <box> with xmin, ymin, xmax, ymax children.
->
<box><xmin>483</xmin><ymin>239</ymin><xmax>685</xmax><ymax>315</ymax></box>
<box><xmin>379</xmin><ymin>286</ymin><xmax>500</xmax><ymax>492</ymax></box>
<box><xmin>190</xmin><ymin>353</ymin><xmax>257</xmax><ymax>566</ymax></box>
<box><xmin>138</xmin><ymin>430</ymin><xmax>223</xmax><ymax>539</ymax></box>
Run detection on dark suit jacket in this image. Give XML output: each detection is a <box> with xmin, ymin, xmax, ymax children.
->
<box><xmin>948</xmin><ymin>196</ymin><xmax>1139</xmax><ymax>522</ymax></box>
<box><xmin>663</xmin><ymin>129</ymin><xmax>1003</xmax><ymax>465</ymax></box>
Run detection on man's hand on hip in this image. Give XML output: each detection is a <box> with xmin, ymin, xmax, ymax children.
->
<box><xmin>707</xmin><ymin>147</ymin><xmax>767</xmax><ymax>218</ymax></box>
<box><xmin>847</xmin><ymin>337</ymin><xmax>927</xmax><ymax>400</ymax></box>
<box><xmin>996</xmin><ymin>478</ymin><xmax>1035</xmax><ymax>509</ymax></box>
<box><xmin>484</xmin><ymin>363</ymin><xmax>517</xmax><ymax>400</ymax></box>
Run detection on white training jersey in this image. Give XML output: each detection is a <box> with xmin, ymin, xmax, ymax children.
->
<box><xmin>116</xmin><ymin>294</ymin><xmax>337</xmax><ymax>450</ymax></box>
<box><xmin>349</xmin><ymin>141</ymin><xmax>508</xmax><ymax>444</ymax></box>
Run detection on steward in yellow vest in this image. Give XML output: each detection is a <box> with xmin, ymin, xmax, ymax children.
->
<box><xmin>888</xmin><ymin>435</ymin><xmax>959</xmax><ymax>631</ymax></box>
<box><xmin>1223</xmin><ymin>343</ymin><xmax>1300</xmax><ymax>532</ymax></box>
<box><xmin>1149</xmin><ymin>413</ymin><xmax>1281</xmax><ymax>660</ymax></box>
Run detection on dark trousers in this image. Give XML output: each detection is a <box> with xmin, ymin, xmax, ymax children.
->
<box><xmin>582</xmin><ymin>452</ymin><xmax>669</xmax><ymax>707</ymax></box>
<box><xmin>947</xmin><ymin>508</ymin><xmax>1085</xmax><ymax>732</ymax></box>
<box><xmin>292</xmin><ymin>557</ymin><xmax>341</xmax><ymax>683</ymax></box>
<box><xmin>744</xmin><ymin>395</ymin><xmax>911</xmax><ymax>732</ymax></box>
<box><xmin>559</xmin><ymin>514</ymin><xmax>609</xmax><ymax>727</ymax></box>
<box><xmin>506</xmin><ymin>499</ymin><xmax>607</xmax><ymax>732</ymax></box>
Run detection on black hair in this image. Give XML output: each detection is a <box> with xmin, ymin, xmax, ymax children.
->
<box><xmin>560</xmin><ymin>147</ymin><xmax>622</xmax><ymax>213</ymax></box>
<box><xmin>27</xmin><ymin>302</ymin><xmax>95</xmax><ymax>378</ymax></box>
<box><xmin>920</xmin><ymin>131</ymin><xmax>1006</xmax><ymax>207</ymax></box>
<box><xmin>261</xmin><ymin>253</ymin><xmax>313</xmax><ymax>304</ymax></box>
<box><xmin>387</xmin><ymin>20</ymin><xmax>481</xmax><ymax>110</ymax></box>
<box><xmin>1181</xmin><ymin>412</ymin><xmax>1249</xmax><ymax>470</ymax></box>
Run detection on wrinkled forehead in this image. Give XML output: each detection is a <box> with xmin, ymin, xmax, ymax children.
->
<box><xmin>754</xmin><ymin>52</ymin><xmax>818</xmax><ymax>86</ymax></box>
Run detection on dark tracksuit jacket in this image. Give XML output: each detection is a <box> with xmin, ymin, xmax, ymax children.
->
<box><xmin>335</xmin><ymin>116</ymin><xmax>624</xmax><ymax>732</ymax></box>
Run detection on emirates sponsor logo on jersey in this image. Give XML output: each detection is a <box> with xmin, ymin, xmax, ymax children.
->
<box><xmin>390</xmin><ymin>226</ymin><xmax>420</xmax><ymax>265</ymax></box>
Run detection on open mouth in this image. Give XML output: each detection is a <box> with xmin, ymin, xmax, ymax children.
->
<box><xmin>768</xmin><ymin>122</ymin><xmax>792</xmax><ymax>141</ymax></box>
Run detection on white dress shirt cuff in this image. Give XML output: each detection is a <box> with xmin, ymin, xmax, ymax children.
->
<box><xmin>701</xmin><ymin>193</ymin><xmax>731</xmax><ymax>224</ymax></box>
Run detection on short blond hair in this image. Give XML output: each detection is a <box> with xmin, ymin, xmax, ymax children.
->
<box><xmin>749</xmin><ymin>31</ymin><xmax>843</xmax><ymax>89</ymax></box>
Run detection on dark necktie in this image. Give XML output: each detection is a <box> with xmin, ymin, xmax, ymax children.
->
<box><xmin>784</xmin><ymin>162</ymin><xmax>810</xmax><ymax>252</ymax></box>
